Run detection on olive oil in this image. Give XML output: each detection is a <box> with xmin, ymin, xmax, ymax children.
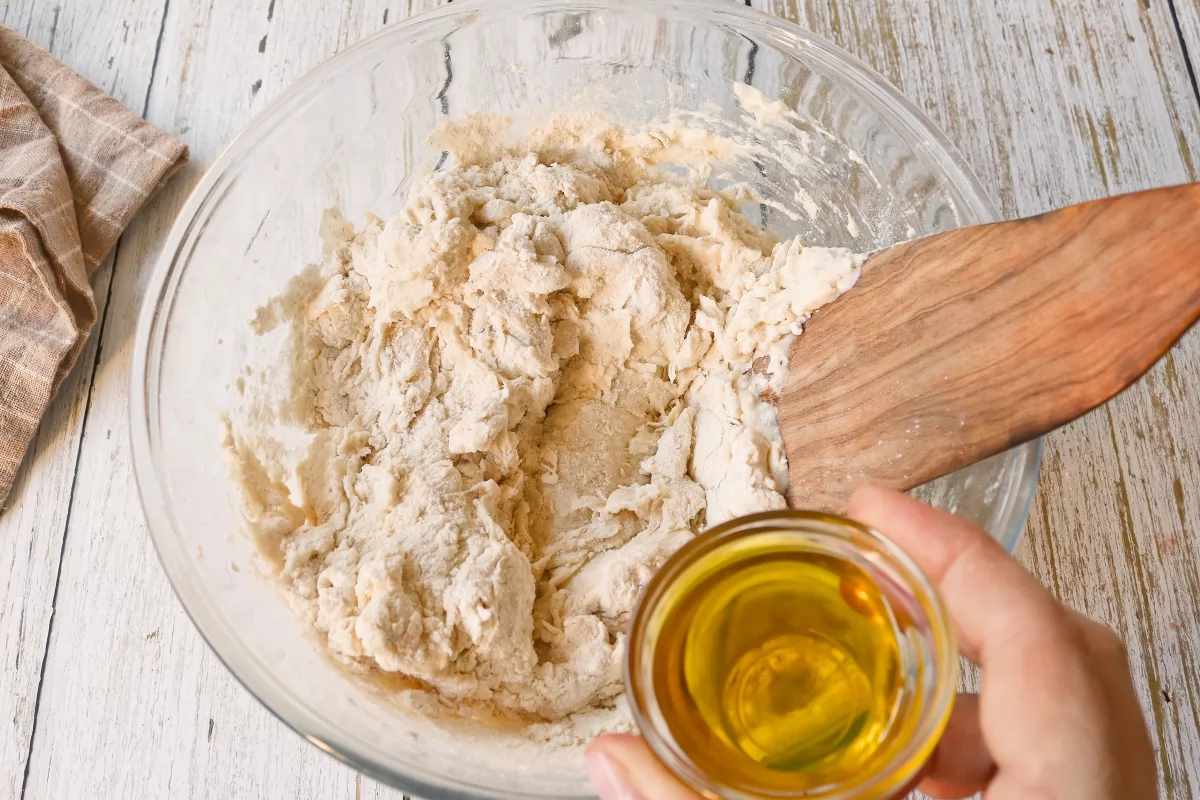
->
<box><xmin>651</xmin><ymin>550</ymin><xmax>904</xmax><ymax>793</ymax></box>
<box><xmin>627</xmin><ymin>512</ymin><xmax>957</xmax><ymax>799</ymax></box>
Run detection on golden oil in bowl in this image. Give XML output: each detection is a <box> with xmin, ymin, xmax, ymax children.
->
<box><xmin>626</xmin><ymin>511</ymin><xmax>957</xmax><ymax>800</ymax></box>
<box><xmin>661</xmin><ymin>552</ymin><xmax>902</xmax><ymax>787</ymax></box>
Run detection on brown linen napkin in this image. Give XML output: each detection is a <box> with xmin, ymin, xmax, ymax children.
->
<box><xmin>0</xmin><ymin>27</ymin><xmax>187</xmax><ymax>507</ymax></box>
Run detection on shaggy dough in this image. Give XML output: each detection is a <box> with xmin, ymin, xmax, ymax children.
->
<box><xmin>225</xmin><ymin>115</ymin><xmax>863</xmax><ymax>742</ymax></box>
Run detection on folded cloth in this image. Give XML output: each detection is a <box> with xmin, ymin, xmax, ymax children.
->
<box><xmin>0</xmin><ymin>27</ymin><xmax>187</xmax><ymax>507</ymax></box>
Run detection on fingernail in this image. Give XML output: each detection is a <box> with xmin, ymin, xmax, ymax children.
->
<box><xmin>586</xmin><ymin>751</ymin><xmax>644</xmax><ymax>800</ymax></box>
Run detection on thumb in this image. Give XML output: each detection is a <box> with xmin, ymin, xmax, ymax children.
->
<box><xmin>586</xmin><ymin>734</ymin><xmax>702</xmax><ymax>800</ymax></box>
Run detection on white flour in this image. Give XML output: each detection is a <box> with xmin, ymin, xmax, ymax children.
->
<box><xmin>224</xmin><ymin>114</ymin><xmax>863</xmax><ymax>745</ymax></box>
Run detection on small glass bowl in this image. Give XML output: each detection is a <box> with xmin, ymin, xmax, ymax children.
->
<box><xmin>627</xmin><ymin>511</ymin><xmax>957</xmax><ymax>800</ymax></box>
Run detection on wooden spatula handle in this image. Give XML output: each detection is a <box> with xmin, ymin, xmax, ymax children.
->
<box><xmin>779</xmin><ymin>182</ymin><xmax>1200</xmax><ymax>512</ymax></box>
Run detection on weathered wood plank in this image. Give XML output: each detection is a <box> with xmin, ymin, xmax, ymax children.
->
<box><xmin>19</xmin><ymin>1</ymin><xmax>436</xmax><ymax>799</ymax></box>
<box><xmin>13</xmin><ymin>1</ymin><xmax>1200</xmax><ymax>799</ymax></box>
<box><xmin>754</xmin><ymin>0</ymin><xmax>1200</xmax><ymax>797</ymax></box>
<box><xmin>0</xmin><ymin>2</ymin><xmax>167</xmax><ymax>797</ymax></box>
<box><xmin>0</xmin><ymin>253</ymin><xmax>112</xmax><ymax>800</ymax></box>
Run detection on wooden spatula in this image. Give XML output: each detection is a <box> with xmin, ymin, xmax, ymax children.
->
<box><xmin>779</xmin><ymin>182</ymin><xmax>1200</xmax><ymax>512</ymax></box>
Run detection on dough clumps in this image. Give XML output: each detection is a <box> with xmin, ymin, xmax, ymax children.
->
<box><xmin>226</xmin><ymin>116</ymin><xmax>863</xmax><ymax>743</ymax></box>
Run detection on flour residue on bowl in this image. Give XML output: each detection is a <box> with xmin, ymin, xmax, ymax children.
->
<box><xmin>222</xmin><ymin>112</ymin><xmax>864</xmax><ymax>745</ymax></box>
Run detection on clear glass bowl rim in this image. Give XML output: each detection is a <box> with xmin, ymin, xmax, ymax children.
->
<box><xmin>129</xmin><ymin>0</ymin><xmax>1042</xmax><ymax>796</ymax></box>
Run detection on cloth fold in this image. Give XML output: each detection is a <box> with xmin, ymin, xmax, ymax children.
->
<box><xmin>0</xmin><ymin>26</ymin><xmax>187</xmax><ymax>507</ymax></box>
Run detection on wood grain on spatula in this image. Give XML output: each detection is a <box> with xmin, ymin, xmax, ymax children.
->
<box><xmin>779</xmin><ymin>182</ymin><xmax>1200</xmax><ymax>512</ymax></box>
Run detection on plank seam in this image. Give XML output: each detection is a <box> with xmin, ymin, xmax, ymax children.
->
<box><xmin>142</xmin><ymin>0</ymin><xmax>172</xmax><ymax>118</ymax></box>
<box><xmin>1166</xmin><ymin>0</ymin><xmax>1200</xmax><ymax>114</ymax></box>
<box><xmin>18</xmin><ymin>239</ymin><xmax>124</xmax><ymax>800</ymax></box>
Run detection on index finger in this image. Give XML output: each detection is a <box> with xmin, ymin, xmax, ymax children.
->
<box><xmin>847</xmin><ymin>485</ymin><xmax>1067</xmax><ymax>664</ymax></box>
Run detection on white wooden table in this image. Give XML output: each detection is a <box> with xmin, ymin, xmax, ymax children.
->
<box><xmin>3</xmin><ymin>1</ymin><xmax>1200</xmax><ymax>798</ymax></box>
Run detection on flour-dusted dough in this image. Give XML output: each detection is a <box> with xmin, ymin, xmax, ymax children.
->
<box><xmin>225</xmin><ymin>115</ymin><xmax>863</xmax><ymax>743</ymax></box>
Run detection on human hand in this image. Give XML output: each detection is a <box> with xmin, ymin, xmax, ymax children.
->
<box><xmin>587</xmin><ymin>486</ymin><xmax>1157</xmax><ymax>800</ymax></box>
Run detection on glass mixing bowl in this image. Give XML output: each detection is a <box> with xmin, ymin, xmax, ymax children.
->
<box><xmin>131</xmin><ymin>0</ymin><xmax>1041</xmax><ymax>797</ymax></box>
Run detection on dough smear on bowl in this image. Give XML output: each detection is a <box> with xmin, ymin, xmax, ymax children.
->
<box><xmin>224</xmin><ymin>114</ymin><xmax>864</xmax><ymax>744</ymax></box>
